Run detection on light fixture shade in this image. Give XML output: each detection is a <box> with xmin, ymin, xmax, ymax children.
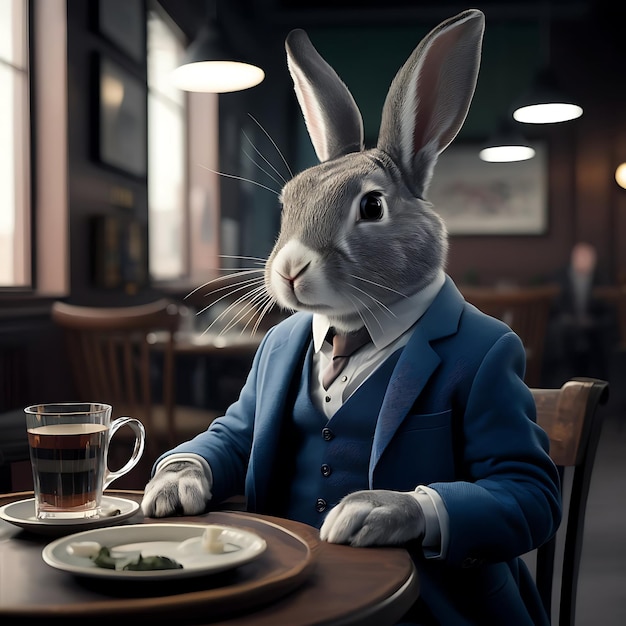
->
<box><xmin>172</xmin><ymin>26</ymin><xmax>264</xmax><ymax>93</ymax></box>
<box><xmin>512</xmin><ymin>68</ymin><xmax>582</xmax><ymax>124</ymax></box>
<box><xmin>479</xmin><ymin>121</ymin><xmax>536</xmax><ymax>163</ymax></box>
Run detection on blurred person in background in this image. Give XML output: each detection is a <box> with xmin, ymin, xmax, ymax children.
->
<box><xmin>544</xmin><ymin>242</ymin><xmax>617</xmax><ymax>385</ymax></box>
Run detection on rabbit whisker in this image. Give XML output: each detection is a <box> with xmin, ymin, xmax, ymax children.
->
<box><xmin>242</xmin><ymin>130</ymin><xmax>289</xmax><ymax>185</ymax></box>
<box><xmin>201</xmin><ymin>289</ymin><xmax>259</xmax><ymax>336</ymax></box>
<box><xmin>239</xmin><ymin>290</ymin><xmax>276</xmax><ymax>336</ymax></box>
<box><xmin>198</xmin><ymin>164</ymin><xmax>280</xmax><ymax>196</ymax></box>
<box><xmin>349</xmin><ymin>274</ymin><xmax>410</xmax><ymax>298</ymax></box>
<box><xmin>184</xmin><ymin>269</ymin><xmax>264</xmax><ymax>301</ymax></box>
<box><xmin>248</xmin><ymin>113</ymin><xmax>294</xmax><ymax>179</ymax></box>
<box><xmin>218</xmin><ymin>254</ymin><xmax>267</xmax><ymax>264</ymax></box>
<box><xmin>242</xmin><ymin>147</ymin><xmax>287</xmax><ymax>190</ymax></box>
<box><xmin>219</xmin><ymin>285</ymin><xmax>268</xmax><ymax>335</ymax></box>
<box><xmin>345</xmin><ymin>291</ymin><xmax>385</xmax><ymax>333</ymax></box>
<box><xmin>196</xmin><ymin>277</ymin><xmax>265</xmax><ymax>318</ymax></box>
<box><xmin>251</xmin><ymin>297</ymin><xmax>278</xmax><ymax>335</ymax></box>
<box><xmin>347</xmin><ymin>283</ymin><xmax>397</xmax><ymax>318</ymax></box>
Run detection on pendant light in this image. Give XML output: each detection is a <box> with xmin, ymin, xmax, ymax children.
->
<box><xmin>615</xmin><ymin>163</ymin><xmax>626</xmax><ymax>190</ymax></box>
<box><xmin>512</xmin><ymin>4</ymin><xmax>582</xmax><ymax>124</ymax></box>
<box><xmin>479</xmin><ymin>119</ymin><xmax>536</xmax><ymax>163</ymax></box>
<box><xmin>171</xmin><ymin>1</ymin><xmax>264</xmax><ymax>93</ymax></box>
<box><xmin>512</xmin><ymin>68</ymin><xmax>582</xmax><ymax>124</ymax></box>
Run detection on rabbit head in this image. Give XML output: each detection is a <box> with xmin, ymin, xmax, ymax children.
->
<box><xmin>266</xmin><ymin>10</ymin><xmax>484</xmax><ymax>333</ymax></box>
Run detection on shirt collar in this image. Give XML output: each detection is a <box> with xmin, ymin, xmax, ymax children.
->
<box><xmin>312</xmin><ymin>270</ymin><xmax>446</xmax><ymax>352</ymax></box>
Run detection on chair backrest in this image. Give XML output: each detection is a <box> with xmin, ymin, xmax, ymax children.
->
<box><xmin>51</xmin><ymin>299</ymin><xmax>180</xmax><ymax>455</ymax></box>
<box><xmin>462</xmin><ymin>285</ymin><xmax>559</xmax><ymax>386</ymax></box>
<box><xmin>531</xmin><ymin>377</ymin><xmax>609</xmax><ymax>626</ymax></box>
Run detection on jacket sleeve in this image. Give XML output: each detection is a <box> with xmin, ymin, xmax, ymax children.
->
<box><xmin>430</xmin><ymin>331</ymin><xmax>562</xmax><ymax>567</ymax></box>
<box><xmin>153</xmin><ymin>327</ymin><xmax>277</xmax><ymax>503</ymax></box>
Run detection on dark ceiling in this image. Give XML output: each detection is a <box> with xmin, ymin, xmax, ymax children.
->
<box><xmin>163</xmin><ymin>1</ymin><xmax>605</xmax><ymax>38</ymax></box>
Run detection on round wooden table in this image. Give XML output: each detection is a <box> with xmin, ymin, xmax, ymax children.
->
<box><xmin>0</xmin><ymin>490</ymin><xmax>419</xmax><ymax>625</ymax></box>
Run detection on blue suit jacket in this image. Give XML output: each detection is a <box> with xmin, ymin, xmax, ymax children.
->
<box><xmin>160</xmin><ymin>276</ymin><xmax>561</xmax><ymax>625</ymax></box>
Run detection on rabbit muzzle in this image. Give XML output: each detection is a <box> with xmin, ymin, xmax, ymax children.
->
<box><xmin>268</xmin><ymin>240</ymin><xmax>340</xmax><ymax>311</ymax></box>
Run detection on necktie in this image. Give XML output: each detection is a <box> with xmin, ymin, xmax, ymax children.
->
<box><xmin>322</xmin><ymin>326</ymin><xmax>372</xmax><ymax>390</ymax></box>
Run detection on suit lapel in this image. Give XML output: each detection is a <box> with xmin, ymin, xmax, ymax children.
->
<box><xmin>369</xmin><ymin>277</ymin><xmax>466</xmax><ymax>482</ymax></box>
<box><xmin>255</xmin><ymin>316</ymin><xmax>312</xmax><ymax>425</ymax></box>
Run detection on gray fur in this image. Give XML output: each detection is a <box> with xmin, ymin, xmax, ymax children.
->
<box><xmin>266</xmin><ymin>10</ymin><xmax>485</xmax><ymax>334</ymax></box>
<box><xmin>285</xmin><ymin>29</ymin><xmax>364</xmax><ymax>162</ymax></box>
<box><xmin>320</xmin><ymin>489</ymin><xmax>426</xmax><ymax>547</ymax></box>
<box><xmin>142</xmin><ymin>461</ymin><xmax>211</xmax><ymax>518</ymax></box>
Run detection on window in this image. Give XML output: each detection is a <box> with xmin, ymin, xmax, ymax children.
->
<box><xmin>147</xmin><ymin>6</ymin><xmax>186</xmax><ymax>281</ymax></box>
<box><xmin>147</xmin><ymin>4</ymin><xmax>220</xmax><ymax>286</ymax></box>
<box><xmin>0</xmin><ymin>0</ymin><xmax>30</xmax><ymax>288</ymax></box>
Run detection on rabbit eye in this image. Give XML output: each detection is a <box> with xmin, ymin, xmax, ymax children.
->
<box><xmin>359</xmin><ymin>192</ymin><xmax>384</xmax><ymax>221</ymax></box>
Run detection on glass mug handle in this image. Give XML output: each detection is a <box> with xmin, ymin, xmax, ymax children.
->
<box><xmin>103</xmin><ymin>417</ymin><xmax>146</xmax><ymax>490</ymax></box>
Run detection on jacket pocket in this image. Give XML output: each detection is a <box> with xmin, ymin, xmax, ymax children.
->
<box><xmin>375</xmin><ymin>410</ymin><xmax>456</xmax><ymax>488</ymax></box>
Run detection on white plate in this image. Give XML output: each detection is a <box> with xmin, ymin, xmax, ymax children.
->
<box><xmin>41</xmin><ymin>523</ymin><xmax>267</xmax><ymax>580</ymax></box>
<box><xmin>0</xmin><ymin>496</ymin><xmax>140</xmax><ymax>535</ymax></box>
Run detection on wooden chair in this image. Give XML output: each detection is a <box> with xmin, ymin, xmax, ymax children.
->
<box><xmin>462</xmin><ymin>285</ymin><xmax>559</xmax><ymax>386</ymax></box>
<box><xmin>51</xmin><ymin>299</ymin><xmax>220</xmax><ymax>468</ymax></box>
<box><xmin>531</xmin><ymin>377</ymin><xmax>610</xmax><ymax>626</ymax></box>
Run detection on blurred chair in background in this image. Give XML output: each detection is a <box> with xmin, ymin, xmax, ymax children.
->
<box><xmin>462</xmin><ymin>284</ymin><xmax>559</xmax><ymax>387</ymax></box>
<box><xmin>51</xmin><ymin>299</ymin><xmax>221</xmax><ymax>483</ymax></box>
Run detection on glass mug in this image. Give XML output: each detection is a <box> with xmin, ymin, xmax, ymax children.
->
<box><xmin>24</xmin><ymin>402</ymin><xmax>145</xmax><ymax>520</ymax></box>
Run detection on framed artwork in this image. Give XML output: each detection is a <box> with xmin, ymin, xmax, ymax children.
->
<box><xmin>427</xmin><ymin>143</ymin><xmax>548</xmax><ymax>236</ymax></box>
<box><xmin>96</xmin><ymin>0</ymin><xmax>145</xmax><ymax>64</ymax></box>
<box><xmin>96</xmin><ymin>56</ymin><xmax>147</xmax><ymax>178</ymax></box>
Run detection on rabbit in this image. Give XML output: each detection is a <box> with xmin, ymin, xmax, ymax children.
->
<box><xmin>143</xmin><ymin>6</ymin><xmax>484</xmax><ymax>521</ymax></box>
<box><xmin>143</xmin><ymin>10</ymin><xmax>561</xmax><ymax>624</ymax></box>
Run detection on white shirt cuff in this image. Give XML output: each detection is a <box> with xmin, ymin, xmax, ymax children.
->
<box><xmin>408</xmin><ymin>485</ymin><xmax>449</xmax><ymax>559</ymax></box>
<box><xmin>155</xmin><ymin>453</ymin><xmax>213</xmax><ymax>489</ymax></box>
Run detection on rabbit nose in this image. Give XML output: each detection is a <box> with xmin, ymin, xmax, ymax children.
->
<box><xmin>279</xmin><ymin>261</ymin><xmax>310</xmax><ymax>284</ymax></box>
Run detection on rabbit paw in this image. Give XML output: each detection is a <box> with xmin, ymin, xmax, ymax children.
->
<box><xmin>141</xmin><ymin>461</ymin><xmax>212</xmax><ymax>518</ymax></box>
<box><xmin>320</xmin><ymin>489</ymin><xmax>425</xmax><ymax>547</ymax></box>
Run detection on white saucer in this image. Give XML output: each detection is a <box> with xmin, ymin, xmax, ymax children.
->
<box><xmin>0</xmin><ymin>496</ymin><xmax>141</xmax><ymax>535</ymax></box>
<box><xmin>42</xmin><ymin>523</ymin><xmax>267</xmax><ymax>580</ymax></box>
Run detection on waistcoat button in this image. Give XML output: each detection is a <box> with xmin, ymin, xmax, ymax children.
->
<box><xmin>316</xmin><ymin>498</ymin><xmax>327</xmax><ymax>512</ymax></box>
<box><xmin>321</xmin><ymin>464</ymin><xmax>331</xmax><ymax>477</ymax></box>
<box><xmin>321</xmin><ymin>427</ymin><xmax>334</xmax><ymax>441</ymax></box>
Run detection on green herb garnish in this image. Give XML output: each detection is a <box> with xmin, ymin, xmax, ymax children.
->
<box><xmin>90</xmin><ymin>546</ymin><xmax>183</xmax><ymax>571</ymax></box>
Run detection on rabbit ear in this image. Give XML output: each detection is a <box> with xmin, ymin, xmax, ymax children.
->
<box><xmin>286</xmin><ymin>29</ymin><xmax>364</xmax><ymax>162</ymax></box>
<box><xmin>377</xmin><ymin>9</ymin><xmax>485</xmax><ymax>197</ymax></box>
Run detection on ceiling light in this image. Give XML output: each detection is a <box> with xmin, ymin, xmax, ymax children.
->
<box><xmin>512</xmin><ymin>68</ymin><xmax>582</xmax><ymax>124</ymax></box>
<box><xmin>479</xmin><ymin>121</ymin><xmax>536</xmax><ymax>163</ymax></box>
<box><xmin>172</xmin><ymin>25</ymin><xmax>264</xmax><ymax>93</ymax></box>
<box><xmin>615</xmin><ymin>163</ymin><xmax>626</xmax><ymax>189</ymax></box>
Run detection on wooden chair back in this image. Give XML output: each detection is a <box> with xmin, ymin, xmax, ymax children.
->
<box><xmin>531</xmin><ymin>377</ymin><xmax>609</xmax><ymax>626</ymax></box>
<box><xmin>51</xmin><ymin>299</ymin><xmax>180</xmax><ymax>458</ymax></box>
<box><xmin>462</xmin><ymin>285</ymin><xmax>559</xmax><ymax>386</ymax></box>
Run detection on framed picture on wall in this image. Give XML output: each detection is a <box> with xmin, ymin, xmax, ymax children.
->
<box><xmin>427</xmin><ymin>143</ymin><xmax>548</xmax><ymax>236</ymax></box>
<box><xmin>96</xmin><ymin>56</ymin><xmax>147</xmax><ymax>178</ymax></box>
<box><xmin>96</xmin><ymin>0</ymin><xmax>145</xmax><ymax>64</ymax></box>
